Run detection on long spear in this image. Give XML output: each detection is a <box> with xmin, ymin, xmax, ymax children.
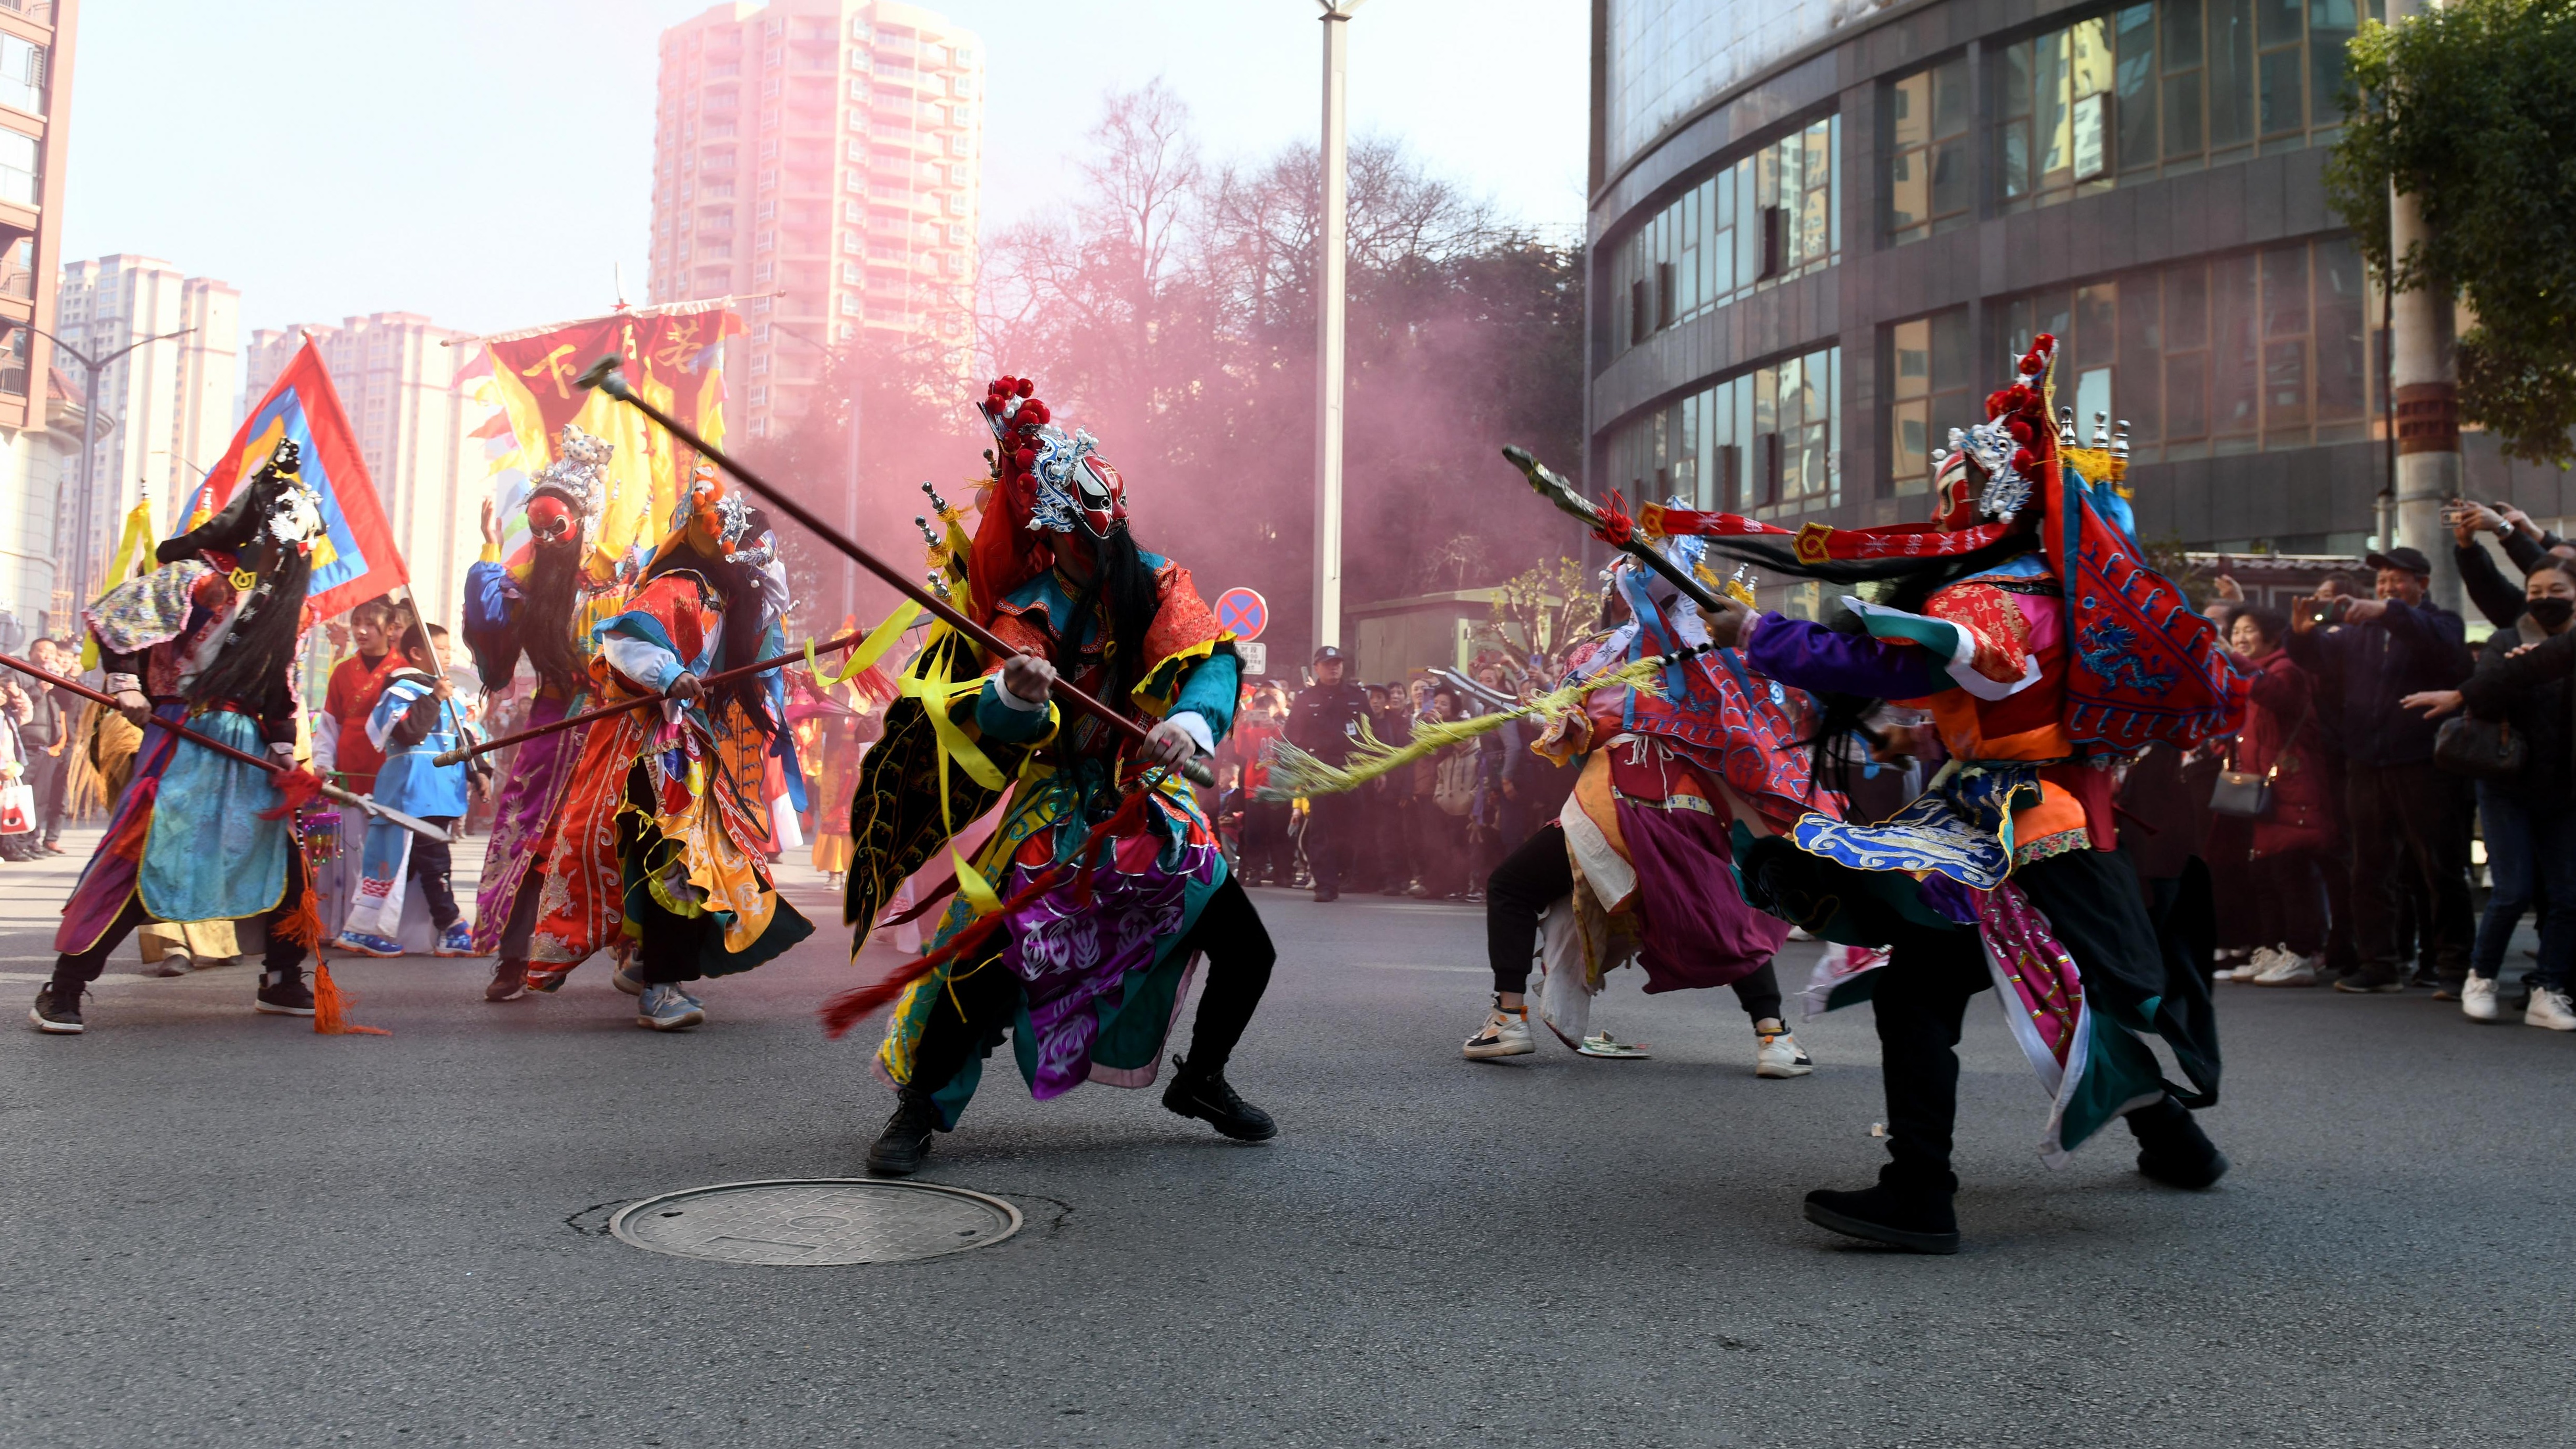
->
<box><xmin>0</xmin><ymin>652</ymin><xmax>452</xmax><ymax>843</ymax></box>
<box><xmin>573</xmin><ymin>355</ymin><xmax>1220</xmax><ymax>788</ymax></box>
<box><xmin>430</xmin><ymin>626</ymin><xmax>876</xmax><ymax>766</ymax></box>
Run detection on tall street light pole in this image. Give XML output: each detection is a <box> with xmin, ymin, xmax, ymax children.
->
<box><xmin>1313</xmin><ymin>0</ymin><xmax>1365</xmax><ymax>660</ymax></box>
<box><xmin>16</xmin><ymin>323</ymin><xmax>194</xmax><ymax>608</ymax></box>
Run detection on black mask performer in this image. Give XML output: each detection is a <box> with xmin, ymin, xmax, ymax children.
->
<box><xmin>831</xmin><ymin>374</ymin><xmax>1276</xmax><ymax>1177</ymax></box>
<box><xmin>1688</xmin><ymin>335</ymin><xmax>2241</xmax><ymax>1252</ymax></box>
<box><xmin>33</xmin><ymin>441</ymin><xmax>332</xmax><ymax>1033</ymax></box>
<box><xmin>459</xmin><ymin>425</ymin><xmax>618</xmax><ymax>1003</ymax></box>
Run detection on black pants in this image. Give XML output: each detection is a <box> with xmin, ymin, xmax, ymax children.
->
<box><xmin>1744</xmin><ymin>841</ymin><xmax>2212</xmax><ymax>1191</ymax></box>
<box><xmin>53</xmin><ymin>847</ymin><xmax>311</xmax><ymax>987</ymax></box>
<box><xmin>904</xmin><ymin>875</ymin><xmax>1276</xmax><ymax>1095</ymax></box>
<box><xmin>1484</xmin><ymin>823</ymin><xmax>1785</xmax><ymax>1025</ymax></box>
<box><xmin>410</xmin><ymin>815</ymin><xmax>461</xmax><ymax>930</ymax></box>
<box><xmin>619</xmin><ymin>811</ymin><xmax>712</xmax><ymax>986</ymax></box>
<box><xmin>2348</xmin><ymin>762</ymin><xmax>2475</xmax><ymax>985</ymax></box>
<box><xmin>1241</xmin><ymin>799</ymin><xmax>1293</xmax><ymax>883</ymax></box>
<box><xmin>1305</xmin><ymin>790</ymin><xmax>1361</xmax><ymax>894</ymax></box>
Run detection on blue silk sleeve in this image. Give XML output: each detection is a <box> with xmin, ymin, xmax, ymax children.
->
<box><xmin>1169</xmin><ymin>649</ymin><xmax>1240</xmax><ymax>744</ymax></box>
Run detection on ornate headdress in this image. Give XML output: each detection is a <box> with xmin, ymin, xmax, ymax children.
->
<box><xmin>978</xmin><ymin>374</ymin><xmax>1126</xmax><ymax>540</ymax></box>
<box><xmin>1931</xmin><ymin>333</ymin><xmax>2058</xmax><ymax>531</ymax></box>
<box><xmin>526</xmin><ymin>424</ymin><xmax>610</xmax><ymax>549</ymax></box>
<box><xmin>666</xmin><ymin>458</ymin><xmax>777</xmax><ymax>570</ymax></box>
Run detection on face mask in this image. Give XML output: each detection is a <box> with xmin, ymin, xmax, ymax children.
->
<box><xmin>2527</xmin><ymin>597</ymin><xmax>2574</xmax><ymax>629</ymax></box>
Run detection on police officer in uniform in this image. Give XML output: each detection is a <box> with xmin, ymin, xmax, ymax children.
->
<box><xmin>1285</xmin><ymin>645</ymin><xmax>1371</xmax><ymax>902</ymax></box>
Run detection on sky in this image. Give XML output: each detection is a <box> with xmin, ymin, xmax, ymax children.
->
<box><xmin>60</xmin><ymin>0</ymin><xmax>1590</xmax><ymax>340</ymax></box>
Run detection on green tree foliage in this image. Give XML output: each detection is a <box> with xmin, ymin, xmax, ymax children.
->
<box><xmin>2326</xmin><ymin>0</ymin><xmax>2576</xmax><ymax>465</ymax></box>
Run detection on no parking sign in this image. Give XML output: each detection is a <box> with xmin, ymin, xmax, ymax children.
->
<box><xmin>1214</xmin><ymin>587</ymin><xmax>1268</xmax><ymax>640</ymax></box>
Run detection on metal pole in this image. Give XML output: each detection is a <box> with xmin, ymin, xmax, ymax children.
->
<box><xmin>1313</xmin><ymin>1</ymin><xmax>1363</xmax><ymax>656</ymax></box>
<box><xmin>74</xmin><ymin>356</ymin><xmax>98</xmax><ymax>605</ymax></box>
<box><xmin>844</xmin><ymin>365</ymin><xmax>861</xmax><ymax>626</ymax></box>
<box><xmin>2386</xmin><ymin>0</ymin><xmax>2460</xmax><ymax>612</ymax></box>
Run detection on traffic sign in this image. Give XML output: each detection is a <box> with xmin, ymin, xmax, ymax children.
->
<box><xmin>1214</xmin><ymin>586</ymin><xmax>1268</xmax><ymax>640</ymax></box>
<box><xmin>1235</xmin><ymin>640</ymin><xmax>1268</xmax><ymax>676</ymax></box>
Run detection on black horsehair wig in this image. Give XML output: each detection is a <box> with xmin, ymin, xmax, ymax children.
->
<box><xmin>639</xmin><ymin>544</ymin><xmax>776</xmax><ymax>734</ymax></box>
<box><xmin>1053</xmin><ymin>523</ymin><xmax>1161</xmax><ymax>711</ymax></box>
<box><xmin>1700</xmin><ymin>520</ymin><xmax>2043</xmax><ymax>801</ymax></box>
<box><xmin>511</xmin><ymin>538</ymin><xmax>589</xmax><ymax>702</ymax></box>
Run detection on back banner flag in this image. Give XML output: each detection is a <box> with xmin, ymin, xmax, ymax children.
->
<box><xmin>176</xmin><ymin>337</ymin><xmax>408</xmax><ymax>620</ymax></box>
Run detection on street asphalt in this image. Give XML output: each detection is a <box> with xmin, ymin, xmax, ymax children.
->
<box><xmin>1</xmin><ymin>831</ymin><xmax>2569</xmax><ymax>1447</ymax></box>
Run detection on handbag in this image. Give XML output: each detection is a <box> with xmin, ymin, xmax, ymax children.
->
<box><xmin>2434</xmin><ymin>713</ymin><xmax>2526</xmax><ymax>780</ymax></box>
<box><xmin>0</xmin><ymin>780</ymin><xmax>32</xmax><ymax>835</ymax></box>
<box><xmin>2209</xmin><ymin>689</ymin><xmax>2313</xmax><ymax>819</ymax></box>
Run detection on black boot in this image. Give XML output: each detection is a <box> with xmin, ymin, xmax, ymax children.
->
<box><xmin>1803</xmin><ymin>1170</ymin><xmax>1960</xmax><ymax>1255</ymax></box>
<box><xmin>865</xmin><ymin>1088</ymin><xmax>942</xmax><ymax>1178</ymax></box>
<box><xmin>255</xmin><ymin>968</ymin><xmax>315</xmax><ymax>1017</ymax></box>
<box><xmin>1162</xmin><ymin>1054</ymin><xmax>1276</xmax><ymax>1142</ymax></box>
<box><xmin>2128</xmin><ymin>1095</ymin><xmax>2229</xmax><ymax>1189</ymax></box>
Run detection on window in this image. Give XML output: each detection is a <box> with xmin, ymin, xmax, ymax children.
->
<box><xmin>1884</xmin><ymin>310</ymin><xmax>1975</xmax><ymax>496</ymax></box>
<box><xmin>1997</xmin><ymin>235</ymin><xmax>2375</xmax><ymax>464</ymax></box>
<box><xmin>0</xmin><ymin>236</ymin><xmax>31</xmax><ymax>299</ymax></box>
<box><xmin>2001</xmin><ymin>1</ymin><xmax>2365</xmax><ymax>213</ymax></box>
<box><xmin>1607</xmin><ymin>347</ymin><xmax>1843</xmax><ymax>521</ymax></box>
<box><xmin>1999</xmin><ymin>15</ymin><xmax>2116</xmax><ymax>212</ymax></box>
<box><xmin>0</xmin><ymin>127</ymin><xmax>37</xmax><ymax>206</ymax></box>
<box><xmin>1608</xmin><ymin>116</ymin><xmax>1839</xmax><ymax>356</ymax></box>
<box><xmin>1</xmin><ymin>323</ymin><xmax>30</xmax><ymax>398</ymax></box>
<box><xmin>1887</xmin><ymin>57</ymin><xmax>1971</xmax><ymax>244</ymax></box>
<box><xmin>0</xmin><ymin>36</ymin><xmax>46</xmax><ymax>116</ymax></box>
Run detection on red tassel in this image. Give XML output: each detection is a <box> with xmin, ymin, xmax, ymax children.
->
<box><xmin>256</xmin><ymin>766</ymin><xmax>326</xmax><ymax>820</ymax></box>
<box><xmin>1590</xmin><ymin>489</ymin><xmax>1636</xmax><ymax>548</ymax></box>
<box><xmin>312</xmin><ymin>960</ymin><xmax>390</xmax><ymax>1037</ymax></box>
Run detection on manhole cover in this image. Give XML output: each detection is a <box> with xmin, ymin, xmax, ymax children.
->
<box><xmin>608</xmin><ymin>1179</ymin><xmax>1021</xmax><ymax>1266</ymax></box>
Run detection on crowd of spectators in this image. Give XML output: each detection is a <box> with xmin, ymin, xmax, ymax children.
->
<box><xmin>2180</xmin><ymin>501</ymin><xmax>2576</xmax><ymax>1031</ymax></box>
<box><xmin>1212</xmin><ymin>645</ymin><xmax>1578</xmax><ymax>907</ymax></box>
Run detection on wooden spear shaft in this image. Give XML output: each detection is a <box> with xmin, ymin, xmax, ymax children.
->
<box><xmin>0</xmin><ymin>651</ymin><xmax>452</xmax><ymax>843</ymax></box>
<box><xmin>573</xmin><ymin>354</ymin><xmax>1218</xmax><ymax>787</ymax></box>
<box><xmin>430</xmin><ymin>628</ymin><xmax>875</xmax><ymax>766</ymax></box>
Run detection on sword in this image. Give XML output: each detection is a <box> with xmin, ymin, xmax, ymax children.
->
<box><xmin>0</xmin><ymin>651</ymin><xmax>452</xmax><ymax>844</ymax></box>
<box><xmin>1502</xmin><ymin>445</ymin><xmax>1740</xmax><ymax>619</ymax></box>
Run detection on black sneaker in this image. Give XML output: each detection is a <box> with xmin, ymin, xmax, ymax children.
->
<box><xmin>2129</xmin><ymin>1097</ymin><xmax>2230</xmax><ymax>1189</ymax></box>
<box><xmin>1802</xmin><ymin>1181</ymin><xmax>1960</xmax><ymax>1255</ymax></box>
<box><xmin>865</xmin><ymin>1089</ymin><xmax>942</xmax><ymax>1177</ymax></box>
<box><xmin>1312</xmin><ymin>886</ymin><xmax>1340</xmax><ymax>903</ymax></box>
<box><xmin>1161</xmin><ymin>1055</ymin><xmax>1277</xmax><ymax>1141</ymax></box>
<box><xmin>2332</xmin><ymin>973</ymin><xmax>2404</xmax><ymax>994</ymax></box>
<box><xmin>29</xmin><ymin>982</ymin><xmax>84</xmax><ymax>1034</ymax></box>
<box><xmin>255</xmin><ymin>971</ymin><xmax>316</xmax><ymax>1016</ymax></box>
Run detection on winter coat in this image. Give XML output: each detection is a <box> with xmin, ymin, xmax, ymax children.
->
<box><xmin>2281</xmin><ymin>601</ymin><xmax>2471</xmax><ymax>769</ymax></box>
<box><xmin>2457</xmin><ymin>614</ymin><xmax>2576</xmax><ymax>809</ymax></box>
<box><xmin>2230</xmin><ymin>648</ymin><xmax>2332</xmax><ymax>858</ymax></box>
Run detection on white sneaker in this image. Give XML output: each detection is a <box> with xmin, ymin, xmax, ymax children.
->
<box><xmin>2461</xmin><ymin>973</ymin><xmax>2502</xmax><ymax>1022</ymax></box>
<box><xmin>2525</xmin><ymin>985</ymin><xmax>2576</xmax><ymax>1032</ymax></box>
<box><xmin>1462</xmin><ymin>998</ymin><xmax>1534</xmax><ymax>1059</ymax></box>
<box><xmin>2252</xmin><ymin>950</ymin><xmax>2321</xmax><ymax>987</ymax></box>
<box><xmin>2232</xmin><ymin>947</ymin><xmax>2276</xmax><ymax>983</ymax></box>
<box><xmin>1755</xmin><ymin>1027</ymin><xmax>1814</xmax><ymax>1078</ymax></box>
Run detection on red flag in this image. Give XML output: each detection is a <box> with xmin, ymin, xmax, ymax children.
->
<box><xmin>182</xmin><ymin>339</ymin><xmax>408</xmax><ymax>620</ymax></box>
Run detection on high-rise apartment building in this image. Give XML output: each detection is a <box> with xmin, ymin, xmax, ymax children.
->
<box><xmin>0</xmin><ymin>0</ymin><xmax>81</xmax><ymax>648</ymax></box>
<box><xmin>51</xmin><ymin>254</ymin><xmax>239</xmax><ymax>613</ymax></box>
<box><xmin>243</xmin><ymin>314</ymin><xmax>479</xmax><ymax>629</ymax></box>
<box><xmin>648</xmin><ymin>1</ymin><xmax>984</xmax><ymax>439</ymax></box>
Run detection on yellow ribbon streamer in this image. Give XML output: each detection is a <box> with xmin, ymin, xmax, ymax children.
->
<box><xmin>804</xmin><ymin>602</ymin><xmax>926</xmax><ymax>687</ymax></box>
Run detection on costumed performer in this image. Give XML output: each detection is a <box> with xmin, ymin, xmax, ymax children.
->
<box><xmin>1694</xmin><ymin>334</ymin><xmax>2238</xmax><ymax>1254</ymax></box>
<box><xmin>518</xmin><ymin>461</ymin><xmax>814</xmax><ymax>1029</ymax></box>
<box><xmin>1462</xmin><ymin>529</ymin><xmax>1826</xmax><ymax>1078</ymax></box>
<box><xmin>459</xmin><ymin>426</ymin><xmax>624</xmax><ymax>1002</ymax></box>
<box><xmin>847</xmin><ymin>374</ymin><xmax>1274</xmax><ymax>1178</ymax></box>
<box><xmin>31</xmin><ymin>441</ymin><xmax>332</xmax><ymax>1034</ymax></box>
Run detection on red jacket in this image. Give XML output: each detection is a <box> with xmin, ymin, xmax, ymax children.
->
<box><xmin>320</xmin><ymin>650</ymin><xmax>403</xmax><ymax>791</ymax></box>
<box><xmin>2233</xmin><ymin>648</ymin><xmax>2332</xmax><ymax>859</ymax></box>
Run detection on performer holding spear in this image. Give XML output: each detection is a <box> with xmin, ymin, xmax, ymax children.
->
<box><xmin>573</xmin><ymin>357</ymin><xmax>1264</xmax><ymax>1165</ymax></box>
<box><xmin>22</xmin><ymin>442</ymin><xmax>446</xmax><ymax>1036</ymax></box>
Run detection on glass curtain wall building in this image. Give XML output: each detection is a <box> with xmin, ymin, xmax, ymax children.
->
<box><xmin>1589</xmin><ymin>0</ymin><xmax>2548</xmax><ymax>586</ymax></box>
